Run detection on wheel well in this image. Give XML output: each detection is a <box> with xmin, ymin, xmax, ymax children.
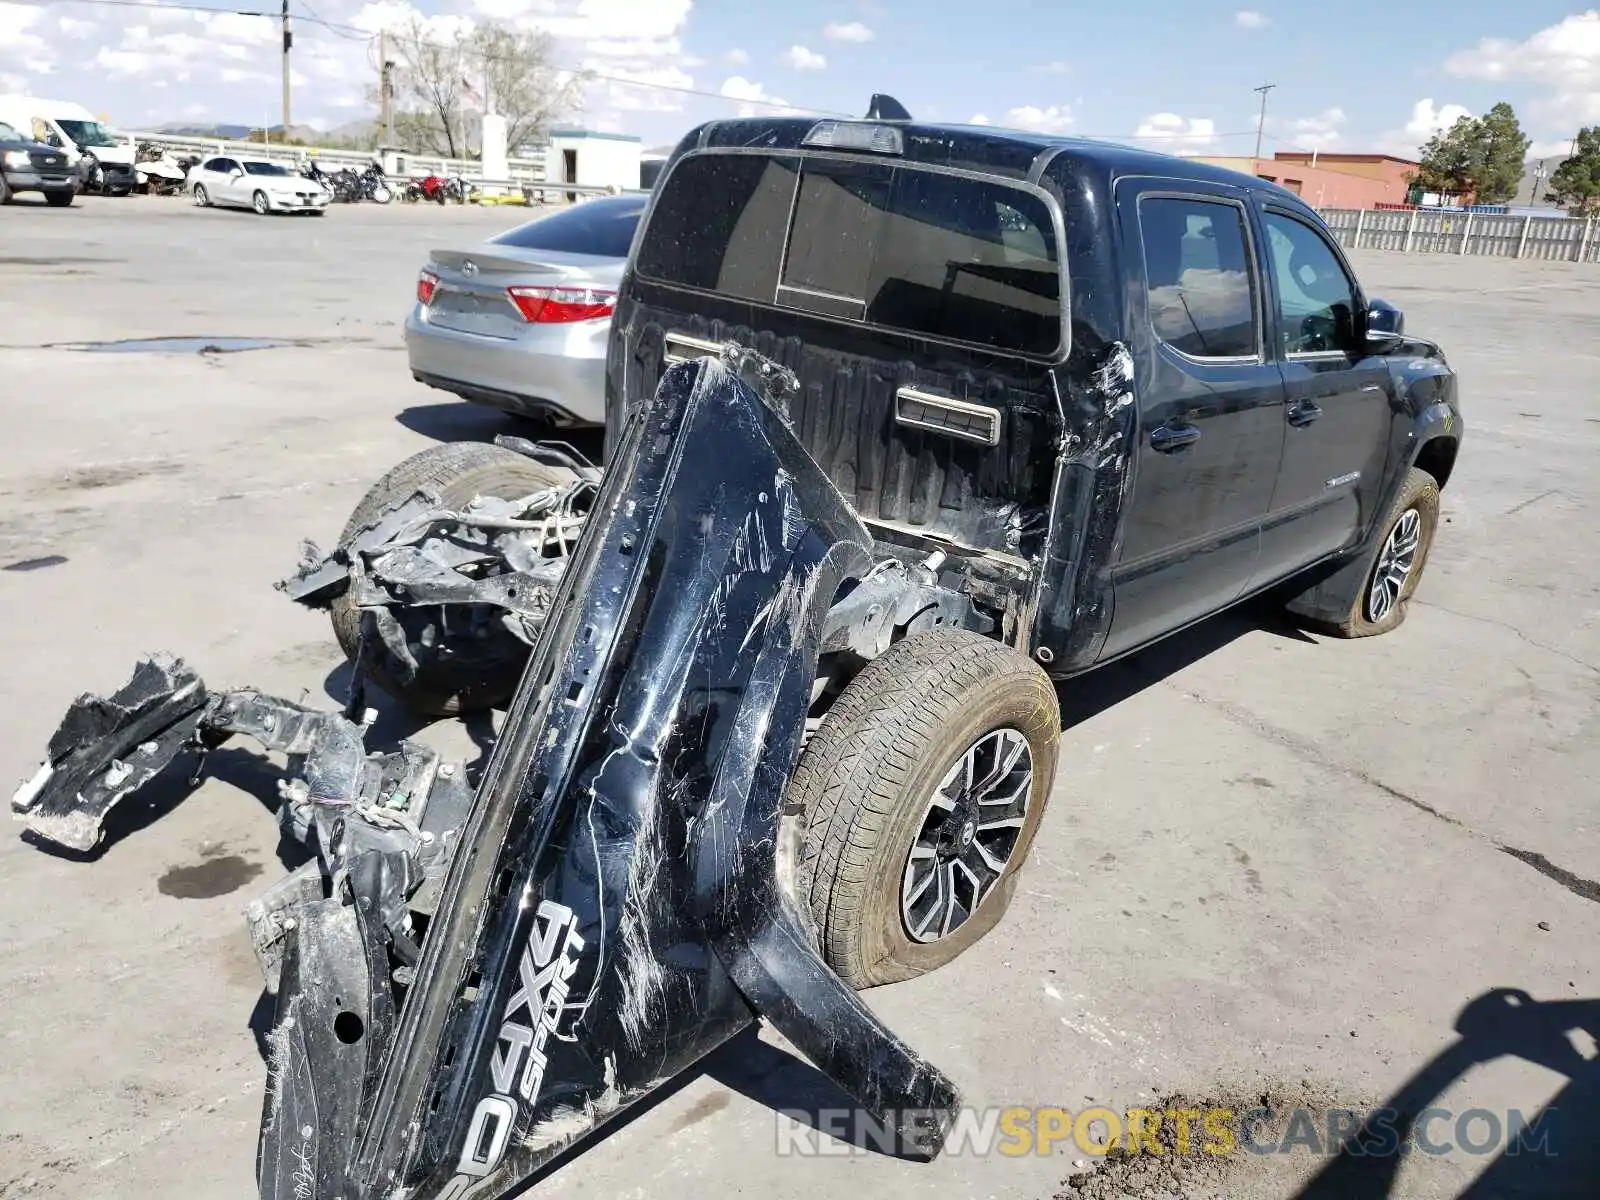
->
<box><xmin>1414</xmin><ymin>437</ymin><xmax>1458</xmax><ymax>490</ymax></box>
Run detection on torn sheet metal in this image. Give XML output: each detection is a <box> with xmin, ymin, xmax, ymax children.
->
<box><xmin>14</xmin><ymin>347</ymin><xmax>963</xmax><ymax>1200</ymax></box>
<box><xmin>344</xmin><ymin>352</ymin><xmax>959</xmax><ymax>1199</ymax></box>
<box><xmin>12</xmin><ymin>657</ymin><xmax>470</xmax><ymax>981</ymax></box>
<box><xmin>279</xmin><ymin>478</ymin><xmax>592</xmax><ymax>647</ymax></box>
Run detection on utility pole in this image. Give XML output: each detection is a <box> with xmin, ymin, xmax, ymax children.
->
<box><xmin>379</xmin><ymin>28</ymin><xmax>394</xmax><ymax>146</ymax></box>
<box><xmin>1252</xmin><ymin>82</ymin><xmax>1275</xmax><ymax>166</ymax></box>
<box><xmin>280</xmin><ymin>0</ymin><xmax>292</xmax><ymax>137</ymax></box>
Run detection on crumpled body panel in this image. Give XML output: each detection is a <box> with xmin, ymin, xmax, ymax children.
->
<box><xmin>355</xmin><ymin>353</ymin><xmax>960</xmax><ymax>1199</ymax></box>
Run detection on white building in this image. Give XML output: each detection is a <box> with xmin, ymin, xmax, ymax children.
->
<box><xmin>545</xmin><ymin>128</ymin><xmax>643</xmax><ymax>192</ymax></box>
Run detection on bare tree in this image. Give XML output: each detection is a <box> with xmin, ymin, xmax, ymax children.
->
<box><xmin>381</xmin><ymin>17</ymin><xmax>587</xmax><ymax>159</ymax></box>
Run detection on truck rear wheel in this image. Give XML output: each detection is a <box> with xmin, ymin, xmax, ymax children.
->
<box><xmin>792</xmin><ymin>628</ymin><xmax>1060</xmax><ymax>988</ymax></box>
<box><xmin>330</xmin><ymin>442</ymin><xmax>570</xmax><ymax>716</ymax></box>
<box><xmin>1326</xmin><ymin>467</ymin><xmax>1440</xmax><ymax>638</ymax></box>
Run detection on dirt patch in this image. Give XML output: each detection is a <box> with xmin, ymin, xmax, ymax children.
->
<box><xmin>48</xmin><ymin>459</ymin><xmax>185</xmax><ymax>492</ymax></box>
<box><xmin>665</xmin><ymin>1089</ymin><xmax>732</xmax><ymax>1135</ymax></box>
<box><xmin>1052</xmin><ymin>1080</ymin><xmax>1367</xmax><ymax>1200</ymax></box>
<box><xmin>158</xmin><ymin>844</ymin><xmax>264</xmax><ymax>899</ymax></box>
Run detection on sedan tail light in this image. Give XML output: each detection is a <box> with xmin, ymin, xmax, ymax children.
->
<box><xmin>417</xmin><ymin>269</ymin><xmax>438</xmax><ymax>305</ymax></box>
<box><xmin>506</xmin><ymin>285</ymin><xmax>616</xmax><ymax>324</ymax></box>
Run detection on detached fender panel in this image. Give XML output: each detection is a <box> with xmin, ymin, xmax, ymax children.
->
<box><xmin>351</xmin><ymin>353</ymin><xmax>960</xmax><ymax>1200</ymax></box>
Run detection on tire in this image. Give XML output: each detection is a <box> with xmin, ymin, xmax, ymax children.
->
<box><xmin>45</xmin><ymin>190</ymin><xmax>74</xmax><ymax>207</ymax></box>
<box><xmin>193</xmin><ymin>184</ymin><xmax>210</xmax><ymax>207</ymax></box>
<box><xmin>330</xmin><ymin>443</ymin><xmax>573</xmax><ymax>716</ymax></box>
<box><xmin>0</xmin><ymin>174</ymin><xmax>12</xmax><ymax>205</ymax></box>
<box><xmin>1325</xmin><ymin>467</ymin><xmax>1440</xmax><ymax>638</ymax></box>
<box><xmin>252</xmin><ymin>190</ymin><xmax>269</xmax><ymax>215</ymax></box>
<box><xmin>371</xmin><ymin>184</ymin><xmax>392</xmax><ymax>204</ymax></box>
<box><xmin>792</xmin><ymin>628</ymin><xmax>1060</xmax><ymax>988</ymax></box>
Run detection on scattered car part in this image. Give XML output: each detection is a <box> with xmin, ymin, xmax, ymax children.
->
<box><xmin>281</xmin><ymin>441</ymin><xmax>588</xmax><ymax>717</ymax></box>
<box><xmin>14</xmin><ymin>350</ymin><xmax>982</xmax><ymax>1199</ymax></box>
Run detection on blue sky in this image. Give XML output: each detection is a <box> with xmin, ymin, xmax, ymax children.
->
<box><xmin>1</xmin><ymin>0</ymin><xmax>1595</xmax><ymax>162</ymax></box>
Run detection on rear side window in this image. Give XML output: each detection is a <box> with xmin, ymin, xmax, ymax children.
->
<box><xmin>866</xmin><ymin>170</ymin><xmax>1059</xmax><ymax>355</ymax></box>
<box><xmin>635</xmin><ymin>154</ymin><xmax>799</xmax><ymax>300</ymax></box>
<box><xmin>637</xmin><ymin>151</ymin><xmax>1062</xmax><ymax>356</ymax></box>
<box><xmin>1138</xmin><ymin>196</ymin><xmax>1257</xmax><ymax>360</ymax></box>
<box><xmin>492</xmin><ymin>195</ymin><xmax>648</xmax><ymax>259</ymax></box>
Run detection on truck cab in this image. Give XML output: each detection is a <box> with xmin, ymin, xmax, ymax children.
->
<box><xmin>607</xmin><ymin>107</ymin><xmax>1463</xmax><ymax>671</ymax></box>
<box><xmin>0</xmin><ymin>96</ymin><xmax>137</xmax><ymax>195</ymax></box>
<box><xmin>0</xmin><ymin>119</ymin><xmax>79</xmax><ymax>205</ymax></box>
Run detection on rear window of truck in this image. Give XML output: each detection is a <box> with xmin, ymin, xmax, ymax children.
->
<box><xmin>636</xmin><ymin>151</ymin><xmax>1062</xmax><ymax>356</ymax></box>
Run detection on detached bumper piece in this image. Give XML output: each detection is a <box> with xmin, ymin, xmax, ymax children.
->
<box><xmin>13</xmin><ymin>350</ymin><xmax>961</xmax><ymax>1200</ymax></box>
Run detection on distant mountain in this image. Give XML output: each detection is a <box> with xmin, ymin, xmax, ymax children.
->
<box><xmin>152</xmin><ymin>120</ymin><xmax>376</xmax><ymax>147</ymax></box>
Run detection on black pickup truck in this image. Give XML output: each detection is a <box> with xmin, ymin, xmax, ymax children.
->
<box><xmin>15</xmin><ymin>101</ymin><xmax>1463</xmax><ymax>1200</ymax></box>
<box><xmin>0</xmin><ymin>120</ymin><xmax>78</xmax><ymax>205</ymax></box>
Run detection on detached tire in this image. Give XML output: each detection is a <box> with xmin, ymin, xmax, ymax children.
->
<box><xmin>1325</xmin><ymin>467</ymin><xmax>1440</xmax><ymax>638</ymax></box>
<box><xmin>331</xmin><ymin>442</ymin><xmax>573</xmax><ymax>716</ymax></box>
<box><xmin>793</xmin><ymin>628</ymin><xmax>1060</xmax><ymax>988</ymax></box>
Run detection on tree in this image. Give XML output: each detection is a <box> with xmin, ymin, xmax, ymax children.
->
<box><xmin>1549</xmin><ymin>127</ymin><xmax>1600</xmax><ymax>215</ymax></box>
<box><xmin>1415</xmin><ymin>102</ymin><xmax>1531</xmax><ymax>205</ymax></box>
<box><xmin>382</xmin><ymin>18</ymin><xmax>586</xmax><ymax>159</ymax></box>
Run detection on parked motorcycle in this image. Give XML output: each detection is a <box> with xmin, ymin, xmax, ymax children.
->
<box><xmin>403</xmin><ymin>172</ymin><xmax>450</xmax><ymax>203</ymax></box>
<box><xmin>359</xmin><ymin>163</ymin><xmax>393</xmax><ymax>204</ymax></box>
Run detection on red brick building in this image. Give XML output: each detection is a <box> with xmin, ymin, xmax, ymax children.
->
<box><xmin>1193</xmin><ymin>152</ymin><xmax>1419</xmax><ymax>209</ymax></box>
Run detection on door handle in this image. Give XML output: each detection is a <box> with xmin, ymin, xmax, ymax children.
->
<box><xmin>1287</xmin><ymin>400</ymin><xmax>1322</xmax><ymax>428</ymax></box>
<box><xmin>1149</xmin><ymin>422</ymin><xmax>1201</xmax><ymax>453</ymax></box>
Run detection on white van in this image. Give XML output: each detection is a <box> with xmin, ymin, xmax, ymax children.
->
<box><xmin>0</xmin><ymin>97</ymin><xmax>137</xmax><ymax>195</ymax></box>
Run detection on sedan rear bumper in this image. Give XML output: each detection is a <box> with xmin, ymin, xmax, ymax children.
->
<box><xmin>404</xmin><ymin>304</ymin><xmax>607</xmax><ymax>425</ymax></box>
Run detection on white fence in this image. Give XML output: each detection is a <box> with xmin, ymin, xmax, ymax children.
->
<box><xmin>127</xmin><ymin>130</ymin><xmax>629</xmax><ymax>198</ymax></box>
<box><xmin>1318</xmin><ymin>207</ymin><xmax>1600</xmax><ymax>263</ymax></box>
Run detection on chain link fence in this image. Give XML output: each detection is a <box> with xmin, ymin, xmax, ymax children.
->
<box><xmin>1317</xmin><ymin>207</ymin><xmax>1600</xmax><ymax>263</ymax></box>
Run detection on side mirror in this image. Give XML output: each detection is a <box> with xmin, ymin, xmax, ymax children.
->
<box><xmin>1365</xmin><ymin>298</ymin><xmax>1405</xmax><ymax>344</ymax></box>
<box><xmin>230</xmin><ymin>168</ymin><xmax>244</xmax><ymax>178</ymax></box>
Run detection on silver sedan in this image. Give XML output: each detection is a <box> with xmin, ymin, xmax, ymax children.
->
<box><xmin>405</xmin><ymin>194</ymin><xmax>647</xmax><ymax>426</ymax></box>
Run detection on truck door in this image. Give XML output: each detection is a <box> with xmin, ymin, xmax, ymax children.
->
<box><xmin>1250</xmin><ymin>204</ymin><xmax>1396</xmax><ymax>583</ymax></box>
<box><xmin>1099</xmin><ymin>181</ymin><xmax>1286</xmax><ymax>660</ymax></box>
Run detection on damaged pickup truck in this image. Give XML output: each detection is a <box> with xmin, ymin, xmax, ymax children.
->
<box><xmin>13</xmin><ymin>100</ymin><xmax>1462</xmax><ymax>1199</ymax></box>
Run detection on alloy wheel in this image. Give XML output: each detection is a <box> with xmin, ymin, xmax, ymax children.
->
<box><xmin>901</xmin><ymin>727</ymin><xmax>1033</xmax><ymax>944</ymax></box>
<box><xmin>1367</xmin><ymin>507</ymin><xmax>1422</xmax><ymax>623</ymax></box>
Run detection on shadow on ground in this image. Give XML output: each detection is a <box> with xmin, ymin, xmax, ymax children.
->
<box><xmin>1055</xmin><ymin>597</ymin><xmax>1316</xmax><ymax>731</ymax></box>
<box><xmin>506</xmin><ymin>1024</ymin><xmax>925</xmax><ymax>1198</ymax></box>
<box><xmin>1296</xmin><ymin>988</ymin><xmax>1600</xmax><ymax>1200</ymax></box>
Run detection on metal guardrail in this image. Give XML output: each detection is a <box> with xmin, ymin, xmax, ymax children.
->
<box><xmin>1318</xmin><ymin>207</ymin><xmax>1600</xmax><ymax>263</ymax></box>
<box><xmin>125</xmin><ymin>131</ymin><xmax>632</xmax><ymax>199</ymax></box>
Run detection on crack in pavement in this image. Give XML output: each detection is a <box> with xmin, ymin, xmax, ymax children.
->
<box><xmin>1185</xmin><ymin>690</ymin><xmax>1600</xmax><ymax>908</ymax></box>
<box><xmin>1501</xmin><ymin>847</ymin><xmax>1600</xmax><ymax>905</ymax></box>
<box><xmin>1502</xmin><ymin>488</ymin><xmax>1561</xmax><ymax>516</ymax></box>
<box><xmin>1414</xmin><ymin>600</ymin><xmax>1600</xmax><ymax>675</ymax></box>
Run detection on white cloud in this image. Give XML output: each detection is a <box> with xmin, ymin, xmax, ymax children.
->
<box><xmin>1284</xmin><ymin>106</ymin><xmax>1346</xmax><ymax>150</ymax></box>
<box><xmin>996</xmin><ymin>104</ymin><xmax>1075</xmax><ymax>134</ymax></box>
<box><xmin>718</xmin><ymin>74</ymin><xmax>790</xmax><ymax>116</ymax></box>
<box><xmin>58</xmin><ymin>16</ymin><xmax>96</xmax><ymax>37</ymax></box>
<box><xmin>0</xmin><ymin>2</ymin><xmax>45</xmax><ymax>55</ymax></box>
<box><xmin>780</xmin><ymin>44</ymin><xmax>826</xmax><ymax>70</ymax></box>
<box><xmin>1375</xmin><ymin>97</ymin><xmax>1473</xmax><ymax>158</ymax></box>
<box><xmin>822</xmin><ymin>20</ymin><xmax>874</xmax><ymax>42</ymax></box>
<box><xmin>1032</xmin><ymin>60</ymin><xmax>1070</xmax><ymax>74</ymax></box>
<box><xmin>725</xmin><ymin>47</ymin><xmax>749</xmax><ymax>66</ymax></box>
<box><xmin>1445</xmin><ymin>12</ymin><xmax>1600</xmax><ymax>127</ymax></box>
<box><xmin>1527</xmin><ymin>137</ymin><xmax>1578</xmax><ymax>160</ymax></box>
<box><xmin>597</xmin><ymin>63</ymin><xmax>695</xmax><ymax>112</ymax></box>
<box><xmin>1134</xmin><ymin>112</ymin><xmax>1218</xmax><ymax>150</ymax></box>
<box><xmin>1234</xmin><ymin>10</ymin><xmax>1269</xmax><ymax>29</ymax></box>
<box><xmin>967</xmin><ymin>113</ymin><xmax>992</xmax><ymax>125</ymax></box>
